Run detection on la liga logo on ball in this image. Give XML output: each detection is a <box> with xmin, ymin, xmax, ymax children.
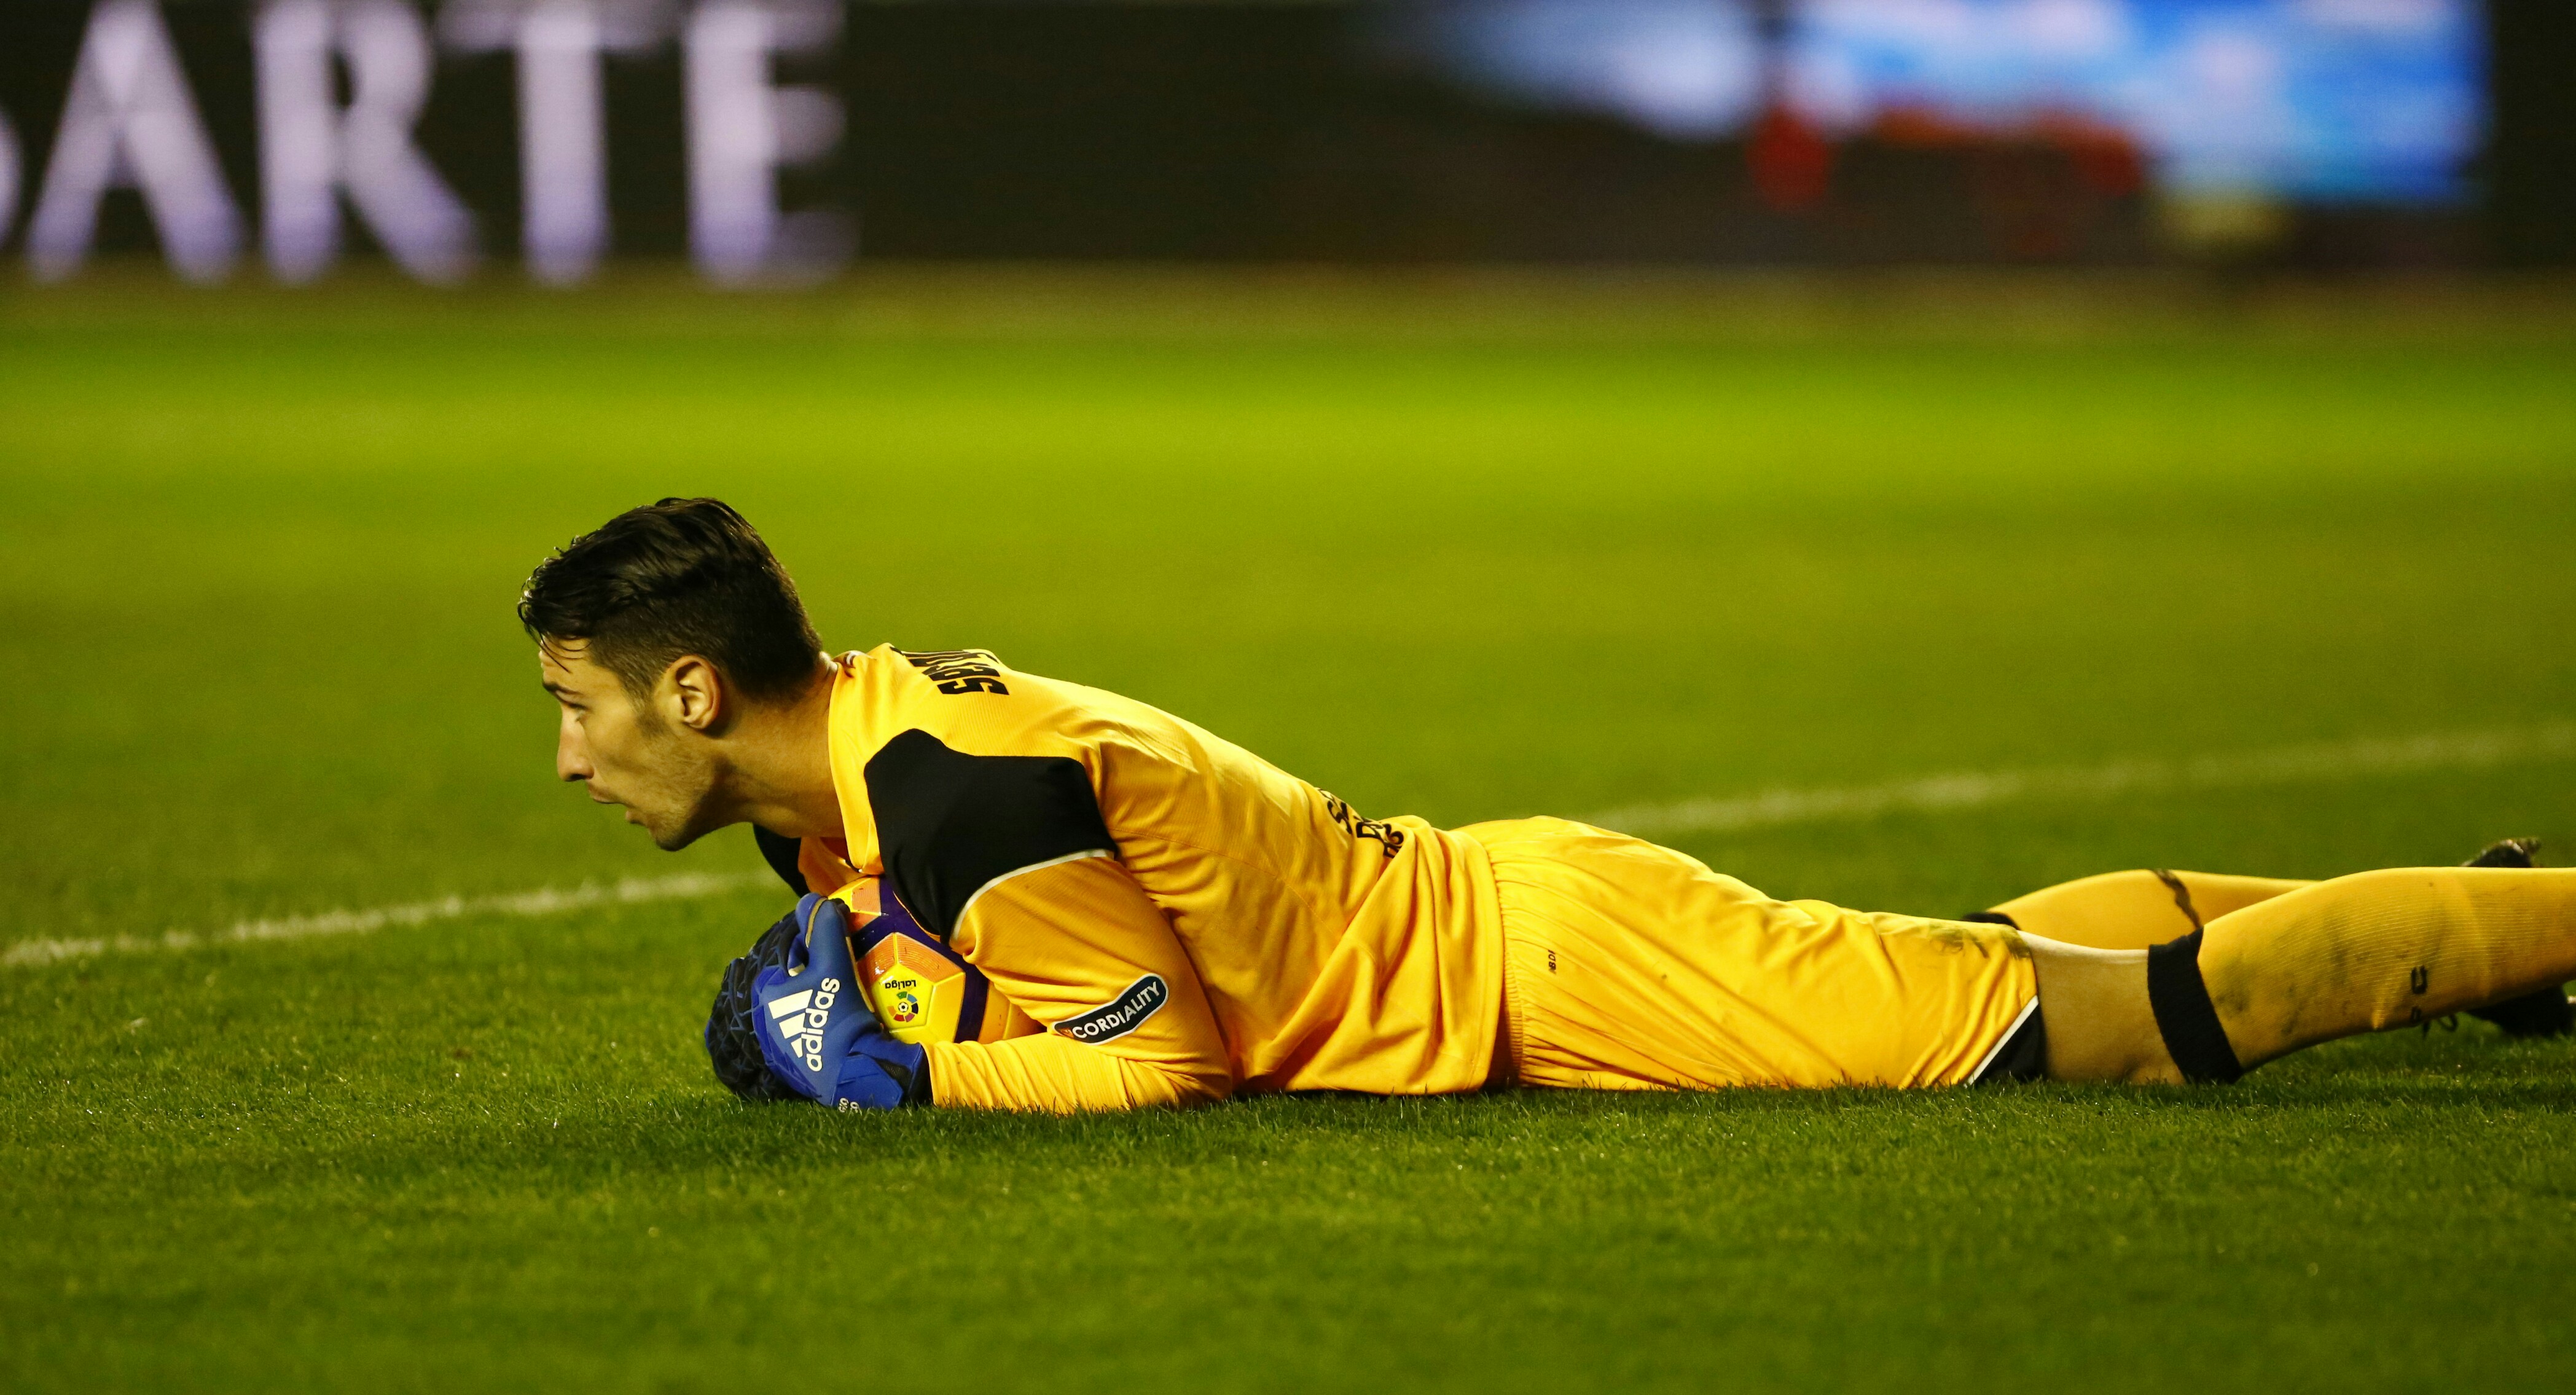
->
<box><xmin>859</xmin><ymin>927</ymin><xmax>977</xmax><ymax>1043</ymax></box>
<box><xmin>835</xmin><ymin>878</ymin><xmax>1038</xmax><ymax>1046</ymax></box>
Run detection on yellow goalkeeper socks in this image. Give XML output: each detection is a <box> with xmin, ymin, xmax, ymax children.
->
<box><xmin>2193</xmin><ymin>867</ymin><xmax>2576</xmax><ymax>1071</ymax></box>
<box><xmin>1992</xmin><ymin>869</ymin><xmax>2311</xmax><ymax>950</ymax></box>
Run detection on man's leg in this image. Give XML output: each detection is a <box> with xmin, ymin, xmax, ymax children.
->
<box><xmin>1463</xmin><ymin>818</ymin><xmax>2040</xmax><ymax>1091</ymax></box>
<box><xmin>2033</xmin><ymin>867</ymin><xmax>2576</xmax><ymax>1082</ymax></box>
<box><xmin>1989</xmin><ymin>870</ymin><xmax>2309</xmax><ymax>950</ymax></box>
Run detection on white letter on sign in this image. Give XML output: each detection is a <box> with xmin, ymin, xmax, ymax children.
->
<box><xmin>685</xmin><ymin>0</ymin><xmax>847</xmax><ymax>285</ymax></box>
<box><xmin>444</xmin><ymin>0</ymin><xmax>664</xmax><ymax>286</ymax></box>
<box><xmin>256</xmin><ymin>0</ymin><xmax>477</xmax><ymax>284</ymax></box>
<box><xmin>25</xmin><ymin>0</ymin><xmax>245</xmax><ymax>284</ymax></box>
<box><xmin>0</xmin><ymin>108</ymin><xmax>18</xmax><ymax>247</ymax></box>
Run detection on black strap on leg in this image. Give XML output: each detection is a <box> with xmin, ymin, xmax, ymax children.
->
<box><xmin>2145</xmin><ymin>927</ymin><xmax>2243</xmax><ymax>1083</ymax></box>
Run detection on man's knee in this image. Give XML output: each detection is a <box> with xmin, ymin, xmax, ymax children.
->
<box><xmin>2023</xmin><ymin>935</ymin><xmax>2188</xmax><ymax>1084</ymax></box>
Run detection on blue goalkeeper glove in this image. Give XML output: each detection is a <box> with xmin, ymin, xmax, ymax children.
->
<box><xmin>752</xmin><ymin>894</ymin><xmax>932</xmax><ymax>1109</ymax></box>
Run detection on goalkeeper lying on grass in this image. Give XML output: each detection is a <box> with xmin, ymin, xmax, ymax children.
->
<box><xmin>525</xmin><ymin>498</ymin><xmax>2575</xmax><ymax>1112</ymax></box>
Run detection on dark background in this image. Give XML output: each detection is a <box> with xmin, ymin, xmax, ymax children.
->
<box><xmin>2</xmin><ymin>0</ymin><xmax>2569</xmax><ymax>269</ymax></box>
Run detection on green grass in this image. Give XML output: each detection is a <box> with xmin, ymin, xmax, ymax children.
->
<box><xmin>5</xmin><ymin>267</ymin><xmax>2575</xmax><ymax>1393</ymax></box>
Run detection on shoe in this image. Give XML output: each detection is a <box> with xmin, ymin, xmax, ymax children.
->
<box><xmin>2462</xmin><ymin>839</ymin><xmax>2572</xmax><ymax>1038</ymax></box>
<box><xmin>2467</xmin><ymin>838</ymin><xmax>2542</xmax><ymax>868</ymax></box>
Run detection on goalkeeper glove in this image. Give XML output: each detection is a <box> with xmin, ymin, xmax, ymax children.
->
<box><xmin>751</xmin><ymin>894</ymin><xmax>932</xmax><ymax>1109</ymax></box>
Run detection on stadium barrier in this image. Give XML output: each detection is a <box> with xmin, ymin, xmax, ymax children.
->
<box><xmin>0</xmin><ymin>0</ymin><xmax>2556</xmax><ymax>283</ymax></box>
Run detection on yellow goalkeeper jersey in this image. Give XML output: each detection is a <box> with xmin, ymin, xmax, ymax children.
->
<box><xmin>789</xmin><ymin>645</ymin><xmax>1504</xmax><ymax>1111</ymax></box>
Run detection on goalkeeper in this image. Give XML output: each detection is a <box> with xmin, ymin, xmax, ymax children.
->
<box><xmin>525</xmin><ymin>499</ymin><xmax>2576</xmax><ymax>1112</ymax></box>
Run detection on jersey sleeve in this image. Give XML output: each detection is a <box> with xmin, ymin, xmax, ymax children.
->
<box><xmin>925</xmin><ymin>855</ymin><xmax>1232</xmax><ymax>1110</ymax></box>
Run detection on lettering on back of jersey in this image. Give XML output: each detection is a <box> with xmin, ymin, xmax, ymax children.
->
<box><xmin>1055</xmin><ymin>974</ymin><xmax>1170</xmax><ymax>1044</ymax></box>
<box><xmin>1319</xmin><ymin>791</ymin><xmax>1407</xmax><ymax>859</ymax></box>
<box><xmin>895</xmin><ymin>647</ymin><xmax>1011</xmax><ymax>696</ymax></box>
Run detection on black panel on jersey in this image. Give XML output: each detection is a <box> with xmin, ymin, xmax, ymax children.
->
<box><xmin>751</xmin><ymin>825</ymin><xmax>810</xmax><ymax>896</ymax></box>
<box><xmin>863</xmin><ymin>728</ymin><xmax>1118</xmax><ymax>941</ymax></box>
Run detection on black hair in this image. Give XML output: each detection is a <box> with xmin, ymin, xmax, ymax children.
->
<box><xmin>519</xmin><ymin>498</ymin><xmax>826</xmax><ymax>702</ymax></box>
<box><xmin>705</xmin><ymin>908</ymin><xmax>807</xmax><ymax>1101</ymax></box>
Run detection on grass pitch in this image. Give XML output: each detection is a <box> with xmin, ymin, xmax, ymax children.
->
<box><xmin>5</xmin><ymin>268</ymin><xmax>2575</xmax><ymax>1393</ymax></box>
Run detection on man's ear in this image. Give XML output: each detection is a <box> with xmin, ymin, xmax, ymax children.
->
<box><xmin>661</xmin><ymin>655</ymin><xmax>727</xmax><ymax>734</ymax></box>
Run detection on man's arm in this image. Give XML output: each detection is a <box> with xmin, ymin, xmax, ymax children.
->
<box><xmin>924</xmin><ymin>854</ymin><xmax>1232</xmax><ymax>1111</ymax></box>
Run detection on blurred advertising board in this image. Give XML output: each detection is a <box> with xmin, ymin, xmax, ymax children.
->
<box><xmin>0</xmin><ymin>0</ymin><xmax>2521</xmax><ymax>283</ymax></box>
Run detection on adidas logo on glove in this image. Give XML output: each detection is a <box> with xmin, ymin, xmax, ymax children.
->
<box><xmin>764</xmin><ymin>978</ymin><xmax>844</xmax><ymax>1073</ymax></box>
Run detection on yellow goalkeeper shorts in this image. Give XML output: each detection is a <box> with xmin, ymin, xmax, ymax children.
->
<box><xmin>1458</xmin><ymin>818</ymin><xmax>2039</xmax><ymax>1091</ymax></box>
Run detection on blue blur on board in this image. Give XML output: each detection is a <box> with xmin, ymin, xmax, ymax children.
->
<box><xmin>1396</xmin><ymin>0</ymin><xmax>2483</xmax><ymax>203</ymax></box>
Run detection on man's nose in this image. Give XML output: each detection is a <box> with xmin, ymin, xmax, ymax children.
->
<box><xmin>556</xmin><ymin>718</ymin><xmax>593</xmax><ymax>783</ymax></box>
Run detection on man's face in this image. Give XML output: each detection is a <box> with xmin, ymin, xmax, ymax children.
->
<box><xmin>541</xmin><ymin>641</ymin><xmax>722</xmax><ymax>851</ymax></box>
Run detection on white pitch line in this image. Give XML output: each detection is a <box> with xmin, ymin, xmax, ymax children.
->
<box><xmin>1586</xmin><ymin>722</ymin><xmax>2576</xmax><ymax>839</ymax></box>
<box><xmin>7</xmin><ymin>722</ymin><xmax>2570</xmax><ymax>970</ymax></box>
<box><xmin>1</xmin><ymin>870</ymin><xmax>773</xmax><ymax>970</ymax></box>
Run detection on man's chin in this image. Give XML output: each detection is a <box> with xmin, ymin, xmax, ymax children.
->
<box><xmin>606</xmin><ymin>793</ymin><xmax>724</xmax><ymax>851</ymax></box>
<box><xmin>644</xmin><ymin>814</ymin><xmax>719</xmax><ymax>852</ymax></box>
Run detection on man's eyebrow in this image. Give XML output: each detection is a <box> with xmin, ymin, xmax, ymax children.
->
<box><xmin>542</xmin><ymin>680</ymin><xmax>581</xmax><ymax>701</ymax></box>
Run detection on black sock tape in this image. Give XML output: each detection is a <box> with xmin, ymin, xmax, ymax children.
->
<box><xmin>2145</xmin><ymin>927</ymin><xmax>2242</xmax><ymax>1084</ymax></box>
